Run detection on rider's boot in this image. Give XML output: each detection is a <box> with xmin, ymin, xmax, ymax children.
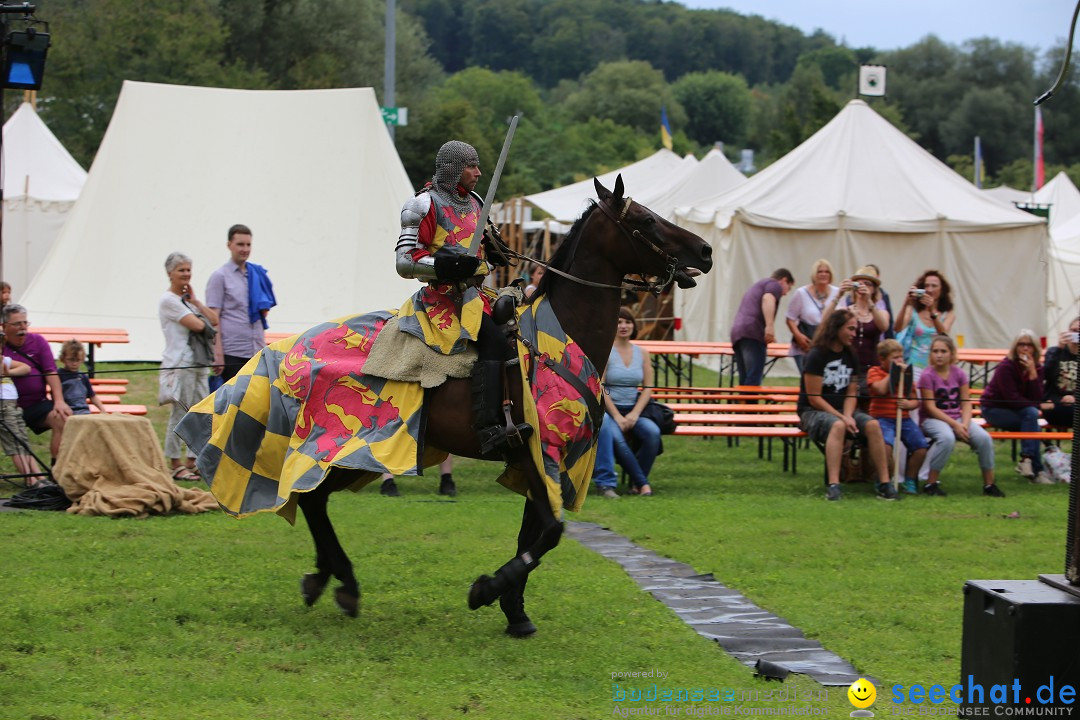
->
<box><xmin>472</xmin><ymin>360</ymin><xmax>533</xmax><ymax>459</ymax></box>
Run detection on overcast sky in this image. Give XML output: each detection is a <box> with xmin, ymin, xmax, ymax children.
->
<box><xmin>680</xmin><ymin>0</ymin><xmax>1074</xmax><ymax>54</ymax></box>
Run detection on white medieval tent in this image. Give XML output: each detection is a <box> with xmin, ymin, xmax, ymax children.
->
<box><xmin>982</xmin><ymin>184</ymin><xmax>1033</xmax><ymax>206</ymax></box>
<box><xmin>21</xmin><ymin>81</ymin><xmax>415</xmax><ymax>360</ymax></box>
<box><xmin>521</xmin><ymin>148</ymin><xmax>690</xmax><ymax>223</ymax></box>
<box><xmin>2</xmin><ymin>102</ymin><xmax>88</xmax><ymax>293</ymax></box>
<box><xmin>636</xmin><ymin>148</ymin><xmax>747</xmax><ymax>220</ymax></box>
<box><xmin>1036</xmin><ymin>171</ymin><xmax>1080</xmax><ymax>230</ymax></box>
<box><xmin>673</xmin><ymin>99</ymin><xmax>1048</xmax><ymax>353</ymax></box>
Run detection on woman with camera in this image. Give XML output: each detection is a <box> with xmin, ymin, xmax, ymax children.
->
<box><xmin>821</xmin><ymin>266</ymin><xmax>890</xmax><ymax>408</ymax></box>
<box><xmin>894</xmin><ymin>269</ymin><xmax>956</xmax><ymax>383</ymax></box>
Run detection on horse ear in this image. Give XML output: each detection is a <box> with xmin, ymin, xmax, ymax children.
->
<box><xmin>613</xmin><ymin>174</ymin><xmax>624</xmax><ymax>201</ymax></box>
<box><xmin>594</xmin><ymin>177</ymin><xmax>611</xmax><ymax>201</ymax></box>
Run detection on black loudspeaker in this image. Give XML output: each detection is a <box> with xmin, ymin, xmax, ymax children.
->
<box><xmin>960</xmin><ymin>580</ymin><xmax>1080</xmax><ymax>715</ymax></box>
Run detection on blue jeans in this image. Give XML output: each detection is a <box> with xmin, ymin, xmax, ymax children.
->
<box><xmin>733</xmin><ymin>338</ymin><xmax>766</xmax><ymax>386</ymax></box>
<box><xmin>982</xmin><ymin>405</ymin><xmax>1043</xmax><ymax>473</ymax></box>
<box><xmin>592</xmin><ymin>404</ymin><xmax>662</xmax><ymax>489</ymax></box>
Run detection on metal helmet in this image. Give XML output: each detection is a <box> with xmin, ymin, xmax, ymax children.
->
<box><xmin>432</xmin><ymin>140</ymin><xmax>479</xmax><ymax>208</ymax></box>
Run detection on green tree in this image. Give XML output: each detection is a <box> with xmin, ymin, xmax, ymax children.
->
<box><xmin>33</xmin><ymin>0</ymin><xmax>264</xmax><ymax>167</ymax></box>
<box><xmin>795</xmin><ymin>46</ymin><xmax>858</xmax><ymax>90</ymax></box>
<box><xmin>940</xmin><ymin>87</ymin><xmax>1029</xmax><ymax>175</ymax></box>
<box><xmin>564</xmin><ymin>61</ymin><xmax>684</xmax><ymax>135</ymax></box>
<box><xmin>671</xmin><ymin>71</ymin><xmax>751</xmax><ymax>146</ymax></box>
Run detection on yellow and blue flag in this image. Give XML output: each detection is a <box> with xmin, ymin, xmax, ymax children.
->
<box><xmin>660</xmin><ymin>105</ymin><xmax>673</xmax><ymax>151</ymax></box>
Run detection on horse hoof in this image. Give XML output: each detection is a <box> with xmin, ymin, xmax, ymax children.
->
<box><xmin>468</xmin><ymin>575</ymin><xmax>497</xmax><ymax>610</ymax></box>
<box><xmin>300</xmin><ymin>573</ymin><xmax>328</xmax><ymax>607</ymax></box>
<box><xmin>505</xmin><ymin>620</ymin><xmax>537</xmax><ymax>638</ymax></box>
<box><xmin>334</xmin><ymin>586</ymin><xmax>360</xmax><ymax>618</ymax></box>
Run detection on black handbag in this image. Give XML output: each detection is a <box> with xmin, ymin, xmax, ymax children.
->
<box><xmin>641</xmin><ymin>399</ymin><xmax>676</xmax><ymax>435</ymax></box>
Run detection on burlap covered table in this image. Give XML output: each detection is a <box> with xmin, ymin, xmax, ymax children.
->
<box><xmin>54</xmin><ymin>414</ymin><xmax>218</xmax><ymax>517</ymax></box>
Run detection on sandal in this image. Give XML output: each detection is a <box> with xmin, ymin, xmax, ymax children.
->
<box><xmin>171</xmin><ymin>467</ymin><xmax>200</xmax><ymax>482</ymax></box>
<box><xmin>637</xmin><ymin>483</ymin><xmax>653</xmax><ymax>497</ymax></box>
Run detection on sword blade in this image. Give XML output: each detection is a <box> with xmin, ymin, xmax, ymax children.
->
<box><xmin>471</xmin><ymin>115</ymin><xmax>519</xmax><ymax>249</ymax></box>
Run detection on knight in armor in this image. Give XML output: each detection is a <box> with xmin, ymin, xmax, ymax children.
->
<box><xmin>395</xmin><ymin>140</ymin><xmax>532</xmax><ymax>458</ymax></box>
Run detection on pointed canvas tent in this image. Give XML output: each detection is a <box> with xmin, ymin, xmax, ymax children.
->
<box><xmin>1035</xmin><ymin>171</ymin><xmax>1080</xmax><ymax>230</ymax></box>
<box><xmin>2</xmin><ymin>102</ymin><xmax>88</xmax><ymax>293</ymax></box>
<box><xmin>636</xmin><ymin>148</ymin><xmax>746</xmax><ymax>220</ymax></box>
<box><xmin>522</xmin><ymin>149</ymin><xmax>688</xmax><ymax>222</ymax></box>
<box><xmin>21</xmin><ymin>81</ymin><xmax>415</xmax><ymax>360</ymax></box>
<box><xmin>674</xmin><ymin>99</ymin><xmax>1048</xmax><ymax>352</ymax></box>
<box><xmin>983</xmin><ymin>184</ymin><xmax>1033</xmax><ymax>206</ymax></box>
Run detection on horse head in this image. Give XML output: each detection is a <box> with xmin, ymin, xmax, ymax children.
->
<box><xmin>593</xmin><ymin>175</ymin><xmax>712</xmax><ymax>290</ymax></box>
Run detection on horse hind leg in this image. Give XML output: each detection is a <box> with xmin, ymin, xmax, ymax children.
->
<box><xmin>297</xmin><ymin>472</ymin><xmax>361</xmax><ymax>617</ymax></box>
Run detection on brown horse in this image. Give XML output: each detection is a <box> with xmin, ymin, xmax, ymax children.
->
<box><xmin>296</xmin><ymin>176</ymin><xmax>712</xmax><ymax>635</ymax></box>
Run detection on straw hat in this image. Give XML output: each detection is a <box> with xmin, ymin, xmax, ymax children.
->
<box><xmin>850</xmin><ymin>266</ymin><xmax>880</xmax><ymax>285</ymax></box>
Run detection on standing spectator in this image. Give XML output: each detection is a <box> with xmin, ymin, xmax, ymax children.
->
<box><xmin>160</xmin><ymin>252</ymin><xmax>218</xmax><ymax>482</ymax></box>
<box><xmin>918</xmin><ymin>335</ymin><xmax>1003</xmax><ymax>496</ymax></box>
<box><xmin>827</xmin><ymin>266</ymin><xmax>890</xmax><ymax>408</ymax></box>
<box><xmin>592</xmin><ymin>308</ymin><xmax>660</xmax><ymax>498</ymax></box>
<box><xmin>867</xmin><ymin>339</ymin><xmax>928</xmax><ymax>495</ymax></box>
<box><xmin>731</xmin><ymin>268</ymin><xmax>794</xmax><ymax>387</ymax></box>
<box><xmin>864</xmin><ymin>263</ymin><xmax>895</xmax><ymax>339</ymax></box>
<box><xmin>1</xmin><ymin>281</ymin><xmax>11</xmax><ymax>307</ymax></box>
<box><xmin>379</xmin><ymin>455</ymin><xmax>456</xmax><ymax>497</ymax></box>
<box><xmin>1</xmin><ymin>303</ymin><xmax>70</xmax><ymax>462</ymax></box>
<box><xmin>797</xmin><ymin>309</ymin><xmax>895</xmax><ymax>501</ymax></box>
<box><xmin>0</xmin><ymin>333</ymin><xmax>43</xmax><ymax>483</ymax></box>
<box><xmin>1042</xmin><ymin>319</ymin><xmax>1079</xmax><ymax>429</ymax></box>
<box><xmin>785</xmin><ymin>259</ymin><xmax>838</xmax><ymax>371</ymax></box>
<box><xmin>981</xmin><ymin>329</ymin><xmax>1052</xmax><ymax>484</ymax></box>
<box><xmin>57</xmin><ymin>339</ymin><xmax>106</xmax><ymax>415</ymax></box>
<box><xmin>206</xmin><ymin>224</ymin><xmax>273</xmax><ymax>382</ymax></box>
<box><xmin>894</xmin><ymin>269</ymin><xmax>956</xmax><ymax>383</ymax></box>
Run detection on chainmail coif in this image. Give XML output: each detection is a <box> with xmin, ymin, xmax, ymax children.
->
<box><xmin>431</xmin><ymin>140</ymin><xmax>479</xmax><ymax>215</ymax></box>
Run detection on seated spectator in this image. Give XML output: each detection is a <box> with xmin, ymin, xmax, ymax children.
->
<box><xmin>0</xmin><ymin>332</ymin><xmax>43</xmax><ymax>484</ymax></box>
<box><xmin>525</xmin><ymin>263</ymin><xmax>546</xmax><ymax>299</ymax></box>
<box><xmin>796</xmin><ymin>309</ymin><xmax>895</xmax><ymax>501</ymax></box>
<box><xmin>826</xmin><ymin>266</ymin><xmax>890</xmax><ymax>409</ymax></box>
<box><xmin>1</xmin><ymin>303</ymin><xmax>71</xmax><ymax>462</ymax></box>
<box><xmin>592</xmin><ymin>308</ymin><xmax>659</xmax><ymax>498</ymax></box>
<box><xmin>1042</xmin><ymin>319</ymin><xmax>1079</xmax><ymax>428</ymax></box>
<box><xmin>867</xmin><ymin>339</ymin><xmax>928</xmax><ymax>495</ymax></box>
<box><xmin>785</xmin><ymin>258</ymin><xmax>838</xmax><ymax>372</ymax></box>
<box><xmin>981</xmin><ymin>329</ymin><xmax>1053</xmax><ymax>484</ymax></box>
<box><xmin>57</xmin><ymin>340</ymin><xmax>106</xmax><ymax>416</ymax></box>
<box><xmin>917</xmin><ymin>335</ymin><xmax>1003</xmax><ymax>496</ymax></box>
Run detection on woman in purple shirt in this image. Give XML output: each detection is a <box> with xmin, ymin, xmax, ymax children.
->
<box><xmin>981</xmin><ymin>329</ymin><xmax>1054</xmax><ymax>484</ymax></box>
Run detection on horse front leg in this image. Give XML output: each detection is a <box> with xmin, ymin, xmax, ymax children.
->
<box><xmin>467</xmin><ymin>462</ymin><xmax>563</xmax><ymax>627</ymax></box>
<box><xmin>297</xmin><ymin>471</ymin><xmax>361</xmax><ymax>617</ymax></box>
<box><xmin>496</xmin><ymin>498</ymin><xmax>546</xmax><ymax>637</ymax></box>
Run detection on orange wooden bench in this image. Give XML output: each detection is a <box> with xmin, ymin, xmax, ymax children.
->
<box><xmin>34</xmin><ymin>326</ymin><xmax>130</xmax><ymax>377</ymax></box>
<box><xmin>88</xmin><ymin>404</ymin><xmax>147</xmax><ymax>416</ymax></box>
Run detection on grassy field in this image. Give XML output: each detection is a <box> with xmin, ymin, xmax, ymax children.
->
<box><xmin>0</xmin><ymin>363</ymin><xmax>1073</xmax><ymax>719</ymax></box>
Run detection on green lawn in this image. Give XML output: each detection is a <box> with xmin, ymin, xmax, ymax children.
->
<box><xmin>0</xmin><ymin>363</ymin><xmax>1072</xmax><ymax>719</ymax></box>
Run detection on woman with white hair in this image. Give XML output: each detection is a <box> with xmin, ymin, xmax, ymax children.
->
<box><xmin>159</xmin><ymin>251</ymin><xmax>218</xmax><ymax>482</ymax></box>
<box><xmin>785</xmin><ymin>258</ymin><xmax>838</xmax><ymax>372</ymax></box>
<box><xmin>980</xmin><ymin>329</ymin><xmax>1054</xmax><ymax>484</ymax></box>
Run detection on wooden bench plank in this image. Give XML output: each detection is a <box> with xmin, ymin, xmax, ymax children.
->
<box><xmin>88</xmin><ymin>404</ymin><xmax>147</xmax><ymax>416</ymax></box>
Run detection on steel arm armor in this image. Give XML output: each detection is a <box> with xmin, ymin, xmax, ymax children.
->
<box><xmin>395</xmin><ymin>193</ymin><xmax>438</xmax><ymax>281</ymax></box>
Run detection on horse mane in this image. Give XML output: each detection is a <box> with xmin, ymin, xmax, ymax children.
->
<box><xmin>527</xmin><ymin>202</ymin><xmax>598</xmax><ymax>304</ymax></box>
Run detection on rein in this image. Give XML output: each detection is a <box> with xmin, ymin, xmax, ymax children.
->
<box><xmin>505</xmin><ymin>197</ymin><xmax>680</xmax><ymax>295</ymax></box>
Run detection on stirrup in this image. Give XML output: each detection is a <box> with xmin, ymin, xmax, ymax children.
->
<box><xmin>478</xmin><ymin>421</ymin><xmax>533</xmax><ymax>458</ymax></box>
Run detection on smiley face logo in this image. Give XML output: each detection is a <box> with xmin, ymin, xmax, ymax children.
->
<box><xmin>848</xmin><ymin>678</ymin><xmax>877</xmax><ymax>709</ymax></box>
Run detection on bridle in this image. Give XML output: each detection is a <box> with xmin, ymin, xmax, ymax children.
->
<box><xmin>505</xmin><ymin>196</ymin><xmax>681</xmax><ymax>296</ymax></box>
